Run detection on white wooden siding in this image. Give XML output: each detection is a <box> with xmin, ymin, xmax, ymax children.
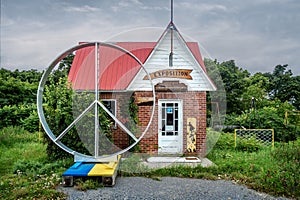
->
<box><xmin>127</xmin><ymin>27</ymin><xmax>216</xmax><ymax>92</ymax></box>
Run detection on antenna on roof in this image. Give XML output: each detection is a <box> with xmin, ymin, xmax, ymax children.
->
<box><xmin>169</xmin><ymin>0</ymin><xmax>174</xmax><ymax>67</ymax></box>
<box><xmin>171</xmin><ymin>0</ymin><xmax>174</xmax><ymax>23</ymax></box>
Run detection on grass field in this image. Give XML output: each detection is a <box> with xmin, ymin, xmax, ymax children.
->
<box><xmin>122</xmin><ymin>133</ymin><xmax>300</xmax><ymax>199</ymax></box>
<box><xmin>0</xmin><ymin>126</ymin><xmax>69</xmax><ymax>199</ymax></box>
<box><xmin>0</xmin><ymin>126</ymin><xmax>299</xmax><ymax>199</ymax></box>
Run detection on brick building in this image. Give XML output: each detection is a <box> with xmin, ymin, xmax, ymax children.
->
<box><xmin>68</xmin><ymin>22</ymin><xmax>216</xmax><ymax>157</ymax></box>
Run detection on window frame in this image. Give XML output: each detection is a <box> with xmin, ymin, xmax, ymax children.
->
<box><xmin>101</xmin><ymin>99</ymin><xmax>117</xmax><ymax>129</ymax></box>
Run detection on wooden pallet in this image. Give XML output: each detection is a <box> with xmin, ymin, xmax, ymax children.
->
<box><xmin>62</xmin><ymin>155</ymin><xmax>121</xmax><ymax>187</ymax></box>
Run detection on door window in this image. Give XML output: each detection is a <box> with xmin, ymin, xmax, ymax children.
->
<box><xmin>161</xmin><ymin>103</ymin><xmax>179</xmax><ymax>136</ymax></box>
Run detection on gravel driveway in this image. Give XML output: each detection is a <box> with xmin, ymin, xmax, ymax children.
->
<box><xmin>58</xmin><ymin>177</ymin><xmax>291</xmax><ymax>200</ymax></box>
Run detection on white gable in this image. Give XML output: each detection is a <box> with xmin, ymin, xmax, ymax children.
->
<box><xmin>127</xmin><ymin>23</ymin><xmax>216</xmax><ymax>92</ymax></box>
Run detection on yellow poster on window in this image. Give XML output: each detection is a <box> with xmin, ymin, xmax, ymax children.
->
<box><xmin>187</xmin><ymin>118</ymin><xmax>196</xmax><ymax>152</ymax></box>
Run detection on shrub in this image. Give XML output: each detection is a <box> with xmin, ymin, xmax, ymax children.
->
<box><xmin>0</xmin><ymin>104</ymin><xmax>38</xmax><ymax>131</ymax></box>
<box><xmin>211</xmin><ymin>132</ymin><xmax>264</xmax><ymax>152</ymax></box>
<box><xmin>235</xmin><ymin>136</ymin><xmax>264</xmax><ymax>152</ymax></box>
<box><xmin>13</xmin><ymin>159</ymin><xmax>72</xmax><ymax>177</ymax></box>
<box><xmin>43</xmin><ymin>76</ymin><xmax>89</xmax><ymax>160</ymax></box>
<box><xmin>226</xmin><ymin>101</ymin><xmax>299</xmax><ymax>142</ymax></box>
<box><xmin>213</xmin><ymin>132</ymin><xmax>235</xmax><ymax>150</ymax></box>
<box><xmin>42</xmin><ymin>73</ymin><xmax>112</xmax><ymax>160</ymax></box>
<box><xmin>264</xmin><ymin>139</ymin><xmax>300</xmax><ymax>197</ymax></box>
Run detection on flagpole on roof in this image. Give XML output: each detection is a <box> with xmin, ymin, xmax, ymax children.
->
<box><xmin>169</xmin><ymin>0</ymin><xmax>174</xmax><ymax>67</ymax></box>
<box><xmin>171</xmin><ymin>0</ymin><xmax>173</xmax><ymax>22</ymax></box>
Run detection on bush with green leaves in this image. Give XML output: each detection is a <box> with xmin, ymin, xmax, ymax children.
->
<box><xmin>0</xmin><ymin>68</ymin><xmax>41</xmax><ymax>132</ymax></box>
<box><xmin>43</xmin><ymin>75</ymin><xmax>88</xmax><ymax>160</ymax></box>
<box><xmin>211</xmin><ymin>131</ymin><xmax>264</xmax><ymax>152</ymax></box>
<box><xmin>43</xmin><ymin>73</ymin><xmax>113</xmax><ymax>160</ymax></box>
<box><xmin>226</xmin><ymin>100</ymin><xmax>299</xmax><ymax>142</ymax></box>
<box><xmin>235</xmin><ymin>136</ymin><xmax>264</xmax><ymax>152</ymax></box>
<box><xmin>0</xmin><ymin>76</ymin><xmax>38</xmax><ymax>107</ymax></box>
<box><xmin>0</xmin><ymin>104</ymin><xmax>38</xmax><ymax>132</ymax></box>
<box><xmin>212</xmin><ymin>131</ymin><xmax>234</xmax><ymax>150</ymax></box>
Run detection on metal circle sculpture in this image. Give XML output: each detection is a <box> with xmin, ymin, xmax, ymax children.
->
<box><xmin>37</xmin><ymin>42</ymin><xmax>155</xmax><ymax>162</ymax></box>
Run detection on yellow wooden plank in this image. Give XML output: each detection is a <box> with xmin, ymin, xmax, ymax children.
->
<box><xmin>88</xmin><ymin>155</ymin><xmax>121</xmax><ymax>176</ymax></box>
<box><xmin>88</xmin><ymin>163</ymin><xmax>116</xmax><ymax>176</ymax></box>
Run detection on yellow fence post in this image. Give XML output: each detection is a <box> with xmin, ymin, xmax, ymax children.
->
<box><xmin>39</xmin><ymin>121</ymin><xmax>42</xmax><ymax>142</ymax></box>
<box><xmin>234</xmin><ymin>129</ymin><xmax>237</xmax><ymax>148</ymax></box>
<box><xmin>272</xmin><ymin>129</ymin><xmax>275</xmax><ymax>149</ymax></box>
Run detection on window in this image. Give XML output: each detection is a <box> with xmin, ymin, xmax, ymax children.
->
<box><xmin>161</xmin><ymin>102</ymin><xmax>179</xmax><ymax>136</ymax></box>
<box><xmin>102</xmin><ymin>99</ymin><xmax>116</xmax><ymax>128</ymax></box>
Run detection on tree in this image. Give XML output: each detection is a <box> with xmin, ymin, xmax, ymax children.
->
<box><xmin>205</xmin><ymin>59</ymin><xmax>227</xmax><ymax>127</ymax></box>
<box><xmin>265</xmin><ymin>64</ymin><xmax>300</xmax><ymax>109</ymax></box>
<box><xmin>42</xmin><ymin>55</ymin><xmax>113</xmax><ymax>160</ymax></box>
<box><xmin>210</xmin><ymin>60</ymin><xmax>250</xmax><ymax>114</ymax></box>
<box><xmin>293</xmin><ymin>76</ymin><xmax>300</xmax><ymax>109</ymax></box>
<box><xmin>232</xmin><ymin>100</ymin><xmax>299</xmax><ymax>142</ymax></box>
<box><xmin>50</xmin><ymin>54</ymin><xmax>74</xmax><ymax>83</ymax></box>
<box><xmin>0</xmin><ymin>68</ymin><xmax>41</xmax><ymax>131</ymax></box>
<box><xmin>0</xmin><ymin>69</ymin><xmax>40</xmax><ymax>107</ymax></box>
<box><xmin>240</xmin><ymin>73</ymin><xmax>269</xmax><ymax>111</ymax></box>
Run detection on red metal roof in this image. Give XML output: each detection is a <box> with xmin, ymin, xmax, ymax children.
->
<box><xmin>68</xmin><ymin>42</ymin><xmax>207</xmax><ymax>91</ymax></box>
<box><xmin>68</xmin><ymin>42</ymin><xmax>155</xmax><ymax>90</ymax></box>
<box><xmin>186</xmin><ymin>42</ymin><xmax>207</xmax><ymax>73</ymax></box>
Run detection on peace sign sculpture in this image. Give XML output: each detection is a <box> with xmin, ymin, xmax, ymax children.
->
<box><xmin>37</xmin><ymin>42</ymin><xmax>155</xmax><ymax>162</ymax></box>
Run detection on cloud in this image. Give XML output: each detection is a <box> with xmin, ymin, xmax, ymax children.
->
<box><xmin>1</xmin><ymin>0</ymin><xmax>299</xmax><ymax>75</ymax></box>
<box><xmin>177</xmin><ymin>2</ymin><xmax>228</xmax><ymax>13</ymax></box>
<box><xmin>63</xmin><ymin>5</ymin><xmax>100</xmax><ymax>13</ymax></box>
<box><xmin>1</xmin><ymin>16</ymin><xmax>15</xmax><ymax>26</ymax></box>
<box><xmin>111</xmin><ymin>0</ymin><xmax>143</xmax><ymax>12</ymax></box>
<box><xmin>187</xmin><ymin>13</ymin><xmax>300</xmax><ymax>75</ymax></box>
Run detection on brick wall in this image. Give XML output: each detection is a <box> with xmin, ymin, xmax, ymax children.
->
<box><xmin>136</xmin><ymin>91</ymin><xmax>207</xmax><ymax>156</ymax></box>
<box><xmin>101</xmin><ymin>93</ymin><xmax>130</xmax><ymax>150</ymax></box>
<box><xmin>102</xmin><ymin>90</ymin><xmax>207</xmax><ymax>157</ymax></box>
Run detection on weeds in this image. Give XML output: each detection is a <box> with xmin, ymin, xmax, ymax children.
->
<box><xmin>0</xmin><ymin>173</ymin><xmax>66</xmax><ymax>199</ymax></box>
<box><xmin>75</xmin><ymin>178</ymin><xmax>104</xmax><ymax>191</ymax></box>
<box><xmin>1</xmin><ymin>126</ymin><xmax>299</xmax><ymax>198</ymax></box>
<box><xmin>119</xmin><ymin>154</ymin><xmax>150</xmax><ymax>176</ymax></box>
<box><xmin>147</xmin><ymin>134</ymin><xmax>300</xmax><ymax>198</ymax></box>
<box><xmin>262</xmin><ymin>141</ymin><xmax>300</xmax><ymax>197</ymax></box>
<box><xmin>0</xmin><ymin>126</ymin><xmax>68</xmax><ymax>200</ymax></box>
<box><xmin>206</xmin><ymin>136</ymin><xmax>300</xmax><ymax>198</ymax></box>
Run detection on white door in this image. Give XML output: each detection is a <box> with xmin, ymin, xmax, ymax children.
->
<box><xmin>158</xmin><ymin>100</ymin><xmax>183</xmax><ymax>154</ymax></box>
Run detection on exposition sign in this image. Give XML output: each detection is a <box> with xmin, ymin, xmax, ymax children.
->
<box><xmin>143</xmin><ymin>69</ymin><xmax>193</xmax><ymax>80</ymax></box>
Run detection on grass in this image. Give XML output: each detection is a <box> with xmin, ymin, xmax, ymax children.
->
<box><xmin>0</xmin><ymin>126</ymin><xmax>299</xmax><ymax>199</ymax></box>
<box><xmin>0</xmin><ymin>126</ymin><xmax>46</xmax><ymax>175</ymax></box>
<box><xmin>74</xmin><ymin>178</ymin><xmax>104</xmax><ymax>191</ymax></box>
<box><xmin>120</xmin><ymin>134</ymin><xmax>300</xmax><ymax>199</ymax></box>
<box><xmin>204</xmin><ymin>137</ymin><xmax>300</xmax><ymax>198</ymax></box>
<box><xmin>0</xmin><ymin>126</ymin><xmax>69</xmax><ymax>199</ymax></box>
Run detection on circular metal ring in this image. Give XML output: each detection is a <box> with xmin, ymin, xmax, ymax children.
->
<box><xmin>37</xmin><ymin>42</ymin><xmax>155</xmax><ymax>161</ymax></box>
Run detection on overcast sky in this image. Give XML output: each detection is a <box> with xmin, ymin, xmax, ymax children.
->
<box><xmin>1</xmin><ymin>0</ymin><xmax>300</xmax><ymax>75</ymax></box>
